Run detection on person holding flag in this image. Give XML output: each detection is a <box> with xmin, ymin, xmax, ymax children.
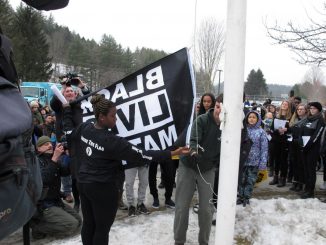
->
<box><xmin>173</xmin><ymin>98</ymin><xmax>222</xmax><ymax>245</ymax></box>
<box><xmin>62</xmin><ymin>94</ymin><xmax>189</xmax><ymax>245</ymax></box>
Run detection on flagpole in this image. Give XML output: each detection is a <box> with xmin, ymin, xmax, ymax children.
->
<box><xmin>215</xmin><ymin>0</ymin><xmax>247</xmax><ymax>244</ymax></box>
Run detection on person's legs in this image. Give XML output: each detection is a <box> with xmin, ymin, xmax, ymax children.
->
<box><xmin>62</xmin><ymin>203</ymin><xmax>82</xmax><ymax>227</ymax></box>
<box><xmin>296</xmin><ymin>146</ymin><xmax>305</xmax><ymax>188</ymax></box>
<box><xmin>71</xmin><ymin>178</ymin><xmax>80</xmax><ymax>211</ymax></box>
<box><xmin>278</xmin><ymin>142</ymin><xmax>289</xmax><ymax>187</ymax></box>
<box><xmin>302</xmin><ymin>147</ymin><xmax>319</xmax><ymax>197</ymax></box>
<box><xmin>148</xmin><ymin>161</ymin><xmax>159</xmax><ymax>199</ymax></box>
<box><xmin>80</xmin><ymin>182</ymin><xmax>119</xmax><ymax>245</ymax></box>
<box><xmin>174</xmin><ymin>162</ymin><xmax>196</xmax><ymax>244</ymax></box>
<box><xmin>196</xmin><ymin>168</ymin><xmax>215</xmax><ymax>245</ymax></box>
<box><xmin>160</xmin><ymin>159</ymin><xmax>175</xmax><ymax>202</ymax></box>
<box><xmin>212</xmin><ymin>167</ymin><xmax>219</xmax><ymax>208</ymax></box>
<box><xmin>79</xmin><ymin>183</ymin><xmax>95</xmax><ymax>245</ymax></box>
<box><xmin>268</xmin><ymin>141</ymin><xmax>275</xmax><ymax>177</ymax></box>
<box><xmin>61</xmin><ymin>175</ymin><xmax>73</xmax><ymax>202</ymax></box>
<box><xmin>270</xmin><ymin>142</ymin><xmax>280</xmax><ymax>185</ymax></box>
<box><xmin>137</xmin><ymin>166</ymin><xmax>149</xmax><ymax>205</ymax></box>
<box><xmin>125</xmin><ymin>168</ymin><xmax>138</xmax><ymax>207</ymax></box>
<box><xmin>288</xmin><ymin>144</ymin><xmax>295</xmax><ymax>183</ymax></box>
<box><xmin>242</xmin><ymin>166</ymin><xmax>259</xmax><ymax>199</ymax></box>
<box><xmin>32</xmin><ymin>205</ymin><xmax>80</xmax><ymax>237</ymax></box>
<box><xmin>117</xmin><ymin>171</ymin><xmax>127</xmax><ymax>210</ymax></box>
<box><xmin>320</xmin><ymin>155</ymin><xmax>326</xmax><ymax>189</ymax></box>
<box><xmin>238</xmin><ymin>166</ymin><xmax>248</xmax><ymax>200</ymax></box>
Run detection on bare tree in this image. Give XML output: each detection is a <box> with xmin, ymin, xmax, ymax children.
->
<box><xmin>195</xmin><ymin>18</ymin><xmax>225</xmax><ymax>93</ymax></box>
<box><xmin>266</xmin><ymin>3</ymin><xmax>326</xmax><ymax>65</ymax></box>
<box><xmin>301</xmin><ymin>66</ymin><xmax>326</xmax><ymax>102</ymax></box>
<box><xmin>303</xmin><ymin>66</ymin><xmax>326</xmax><ymax>85</ymax></box>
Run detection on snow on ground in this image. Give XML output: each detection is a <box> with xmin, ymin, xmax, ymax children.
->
<box><xmin>48</xmin><ymin>198</ymin><xmax>326</xmax><ymax>245</ymax></box>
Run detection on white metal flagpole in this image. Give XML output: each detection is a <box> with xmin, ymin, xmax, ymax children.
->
<box><xmin>215</xmin><ymin>0</ymin><xmax>247</xmax><ymax>244</ymax></box>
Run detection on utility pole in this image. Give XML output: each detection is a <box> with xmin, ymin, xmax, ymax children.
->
<box><xmin>217</xmin><ymin>69</ymin><xmax>223</xmax><ymax>95</ymax></box>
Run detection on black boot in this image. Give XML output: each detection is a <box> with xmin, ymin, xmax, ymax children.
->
<box><xmin>289</xmin><ymin>183</ymin><xmax>298</xmax><ymax>191</ymax></box>
<box><xmin>268</xmin><ymin>167</ymin><xmax>274</xmax><ymax>177</ymax></box>
<box><xmin>242</xmin><ymin>198</ymin><xmax>250</xmax><ymax>207</ymax></box>
<box><xmin>277</xmin><ymin>177</ymin><xmax>286</xmax><ymax>187</ymax></box>
<box><xmin>269</xmin><ymin>175</ymin><xmax>279</xmax><ymax>185</ymax></box>
<box><xmin>236</xmin><ymin>197</ymin><xmax>243</xmax><ymax>205</ymax></box>
<box><xmin>300</xmin><ymin>191</ymin><xmax>314</xmax><ymax>199</ymax></box>
<box><xmin>295</xmin><ymin>183</ymin><xmax>303</xmax><ymax>192</ymax></box>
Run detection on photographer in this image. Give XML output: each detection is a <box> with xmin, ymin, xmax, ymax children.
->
<box><xmin>50</xmin><ymin>76</ymin><xmax>90</xmax><ymax>210</ymax></box>
<box><xmin>51</xmin><ymin>75</ymin><xmax>90</xmax><ymax>142</ymax></box>
<box><xmin>30</xmin><ymin>136</ymin><xmax>81</xmax><ymax>239</ymax></box>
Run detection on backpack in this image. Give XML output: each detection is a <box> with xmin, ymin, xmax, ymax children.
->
<box><xmin>22</xmin><ymin>0</ymin><xmax>69</xmax><ymax>10</ymax></box>
<box><xmin>0</xmin><ymin>34</ymin><xmax>43</xmax><ymax>241</ymax></box>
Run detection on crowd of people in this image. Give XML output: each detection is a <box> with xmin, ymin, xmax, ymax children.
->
<box><xmin>242</xmin><ymin>95</ymin><xmax>326</xmax><ymax>200</ymax></box>
<box><xmin>26</xmin><ymin>83</ymin><xmax>326</xmax><ymax>245</ymax></box>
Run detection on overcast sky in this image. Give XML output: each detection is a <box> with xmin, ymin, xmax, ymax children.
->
<box><xmin>9</xmin><ymin>0</ymin><xmax>326</xmax><ymax>86</ymax></box>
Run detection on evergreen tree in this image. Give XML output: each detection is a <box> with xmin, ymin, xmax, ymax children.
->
<box><xmin>132</xmin><ymin>47</ymin><xmax>167</xmax><ymax>71</ymax></box>
<box><xmin>121</xmin><ymin>47</ymin><xmax>134</xmax><ymax>75</ymax></box>
<box><xmin>67</xmin><ymin>35</ymin><xmax>89</xmax><ymax>67</ymax></box>
<box><xmin>0</xmin><ymin>0</ymin><xmax>14</xmax><ymax>36</ymax></box>
<box><xmin>244</xmin><ymin>68</ymin><xmax>268</xmax><ymax>95</ymax></box>
<box><xmin>4</xmin><ymin>1</ymin><xmax>174</xmax><ymax>84</ymax></box>
<box><xmin>99</xmin><ymin>34</ymin><xmax>123</xmax><ymax>69</ymax></box>
<box><xmin>12</xmin><ymin>4</ymin><xmax>52</xmax><ymax>81</ymax></box>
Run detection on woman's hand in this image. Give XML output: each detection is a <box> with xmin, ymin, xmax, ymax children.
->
<box><xmin>171</xmin><ymin>146</ymin><xmax>190</xmax><ymax>156</ymax></box>
<box><xmin>278</xmin><ymin>127</ymin><xmax>287</xmax><ymax>135</ymax></box>
<box><xmin>62</xmin><ymin>103</ymin><xmax>70</xmax><ymax>108</ymax></box>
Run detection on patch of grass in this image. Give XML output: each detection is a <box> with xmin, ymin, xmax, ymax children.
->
<box><xmin>235</xmin><ymin>236</ymin><xmax>251</xmax><ymax>245</ymax></box>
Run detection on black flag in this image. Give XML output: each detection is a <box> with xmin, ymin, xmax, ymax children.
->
<box><xmin>81</xmin><ymin>48</ymin><xmax>195</xmax><ymax>150</ymax></box>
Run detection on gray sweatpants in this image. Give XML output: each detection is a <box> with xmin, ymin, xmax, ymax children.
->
<box><xmin>31</xmin><ymin>203</ymin><xmax>82</xmax><ymax>237</ymax></box>
<box><xmin>174</xmin><ymin>162</ymin><xmax>215</xmax><ymax>245</ymax></box>
<box><xmin>125</xmin><ymin>166</ymin><xmax>149</xmax><ymax>206</ymax></box>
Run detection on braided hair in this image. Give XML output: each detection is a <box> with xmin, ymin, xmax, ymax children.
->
<box><xmin>90</xmin><ymin>94</ymin><xmax>115</xmax><ymax>120</ymax></box>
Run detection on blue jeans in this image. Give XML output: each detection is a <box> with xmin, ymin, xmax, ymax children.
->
<box><xmin>238</xmin><ymin>166</ymin><xmax>259</xmax><ymax>199</ymax></box>
<box><xmin>61</xmin><ymin>176</ymin><xmax>72</xmax><ymax>195</ymax></box>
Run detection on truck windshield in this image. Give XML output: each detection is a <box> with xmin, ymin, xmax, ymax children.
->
<box><xmin>21</xmin><ymin>87</ymin><xmax>39</xmax><ymax>98</ymax></box>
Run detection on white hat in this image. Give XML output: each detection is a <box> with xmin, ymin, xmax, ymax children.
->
<box><xmin>30</xmin><ymin>100</ymin><xmax>39</xmax><ymax>107</ymax></box>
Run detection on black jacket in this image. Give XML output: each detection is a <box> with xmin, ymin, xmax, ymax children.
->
<box><xmin>63</xmin><ymin>106</ymin><xmax>172</xmax><ymax>184</ymax></box>
<box><xmin>181</xmin><ymin>109</ymin><xmax>222</xmax><ymax>172</ymax></box>
<box><xmin>298</xmin><ymin>113</ymin><xmax>325</xmax><ymax>152</ymax></box>
<box><xmin>37</xmin><ymin>153</ymin><xmax>70</xmax><ymax>208</ymax></box>
<box><xmin>50</xmin><ymin>86</ymin><xmax>90</xmax><ymax>141</ymax></box>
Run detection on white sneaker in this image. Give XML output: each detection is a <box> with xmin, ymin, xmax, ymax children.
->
<box><xmin>319</xmin><ymin>181</ymin><xmax>326</xmax><ymax>190</ymax></box>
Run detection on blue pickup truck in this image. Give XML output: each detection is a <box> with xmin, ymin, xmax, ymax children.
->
<box><xmin>20</xmin><ymin>82</ymin><xmax>62</xmax><ymax>106</ymax></box>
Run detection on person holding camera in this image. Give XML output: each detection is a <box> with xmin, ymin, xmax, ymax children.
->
<box><xmin>51</xmin><ymin>77</ymin><xmax>90</xmax><ymax>142</ymax></box>
<box><xmin>30</xmin><ymin>136</ymin><xmax>82</xmax><ymax>239</ymax></box>
<box><xmin>51</xmin><ymin>77</ymin><xmax>90</xmax><ymax>211</ymax></box>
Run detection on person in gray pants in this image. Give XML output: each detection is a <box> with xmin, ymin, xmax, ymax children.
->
<box><xmin>174</xmin><ymin>98</ymin><xmax>222</xmax><ymax>245</ymax></box>
<box><xmin>125</xmin><ymin>164</ymin><xmax>150</xmax><ymax>216</ymax></box>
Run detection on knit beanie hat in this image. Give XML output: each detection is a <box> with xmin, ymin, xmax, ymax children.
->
<box><xmin>36</xmin><ymin>136</ymin><xmax>51</xmax><ymax>148</ymax></box>
<box><xmin>30</xmin><ymin>100</ymin><xmax>39</xmax><ymax>108</ymax></box>
<box><xmin>308</xmin><ymin>102</ymin><xmax>323</xmax><ymax>112</ymax></box>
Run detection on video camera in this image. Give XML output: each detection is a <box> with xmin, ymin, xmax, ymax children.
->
<box><xmin>59</xmin><ymin>72</ymin><xmax>81</xmax><ymax>86</ymax></box>
<box><xmin>61</xmin><ymin>141</ymin><xmax>69</xmax><ymax>151</ymax></box>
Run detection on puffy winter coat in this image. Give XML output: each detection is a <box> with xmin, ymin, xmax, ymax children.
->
<box><xmin>244</xmin><ymin>111</ymin><xmax>268</xmax><ymax>170</ymax></box>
